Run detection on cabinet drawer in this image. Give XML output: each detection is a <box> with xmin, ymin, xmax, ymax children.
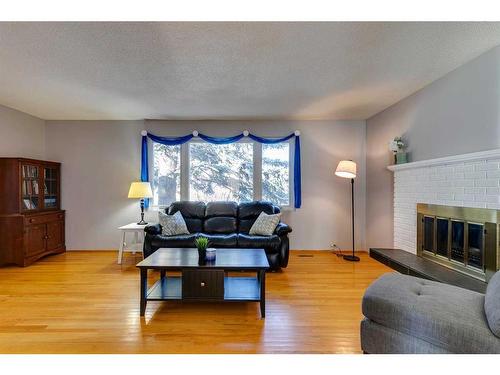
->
<box><xmin>182</xmin><ymin>269</ymin><xmax>224</xmax><ymax>300</ymax></box>
<box><xmin>25</xmin><ymin>212</ymin><xmax>64</xmax><ymax>225</ymax></box>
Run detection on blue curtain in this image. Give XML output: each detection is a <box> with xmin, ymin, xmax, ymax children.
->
<box><xmin>147</xmin><ymin>132</ymin><xmax>194</xmax><ymax>145</ymax></box>
<box><xmin>140</xmin><ymin>131</ymin><xmax>302</xmax><ymax>208</ymax></box>
<box><xmin>248</xmin><ymin>133</ymin><xmax>294</xmax><ymax>144</ymax></box>
<box><xmin>294</xmin><ymin>136</ymin><xmax>301</xmax><ymax>208</ymax></box>
<box><xmin>140</xmin><ymin>135</ymin><xmax>150</xmax><ymax>208</ymax></box>
<box><xmin>199</xmin><ymin>133</ymin><xmax>245</xmax><ymax>144</ymax></box>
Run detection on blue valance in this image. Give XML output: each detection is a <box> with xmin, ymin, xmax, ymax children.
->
<box><xmin>140</xmin><ymin>130</ymin><xmax>302</xmax><ymax>208</ymax></box>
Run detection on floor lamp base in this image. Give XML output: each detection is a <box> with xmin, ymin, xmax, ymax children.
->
<box><xmin>343</xmin><ymin>254</ymin><xmax>360</xmax><ymax>262</ymax></box>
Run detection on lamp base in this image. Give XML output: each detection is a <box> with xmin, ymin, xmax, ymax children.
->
<box><xmin>343</xmin><ymin>254</ymin><xmax>360</xmax><ymax>262</ymax></box>
<box><xmin>137</xmin><ymin>199</ymin><xmax>147</xmax><ymax>225</ymax></box>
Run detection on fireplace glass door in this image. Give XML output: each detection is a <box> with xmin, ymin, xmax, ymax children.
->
<box><xmin>423</xmin><ymin>216</ymin><xmax>434</xmax><ymax>253</ymax></box>
<box><xmin>436</xmin><ymin>218</ymin><xmax>449</xmax><ymax>257</ymax></box>
<box><xmin>467</xmin><ymin>223</ymin><xmax>484</xmax><ymax>270</ymax></box>
<box><xmin>451</xmin><ymin>221</ymin><xmax>465</xmax><ymax>263</ymax></box>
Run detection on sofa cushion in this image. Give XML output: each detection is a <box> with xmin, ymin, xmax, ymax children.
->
<box><xmin>150</xmin><ymin>234</ymin><xmax>198</xmax><ymax>248</ymax></box>
<box><xmin>204</xmin><ymin>217</ymin><xmax>237</xmax><ymax>234</ymax></box>
<box><xmin>237</xmin><ymin>233</ymin><xmax>281</xmax><ymax>251</ymax></box>
<box><xmin>362</xmin><ymin>273</ymin><xmax>500</xmax><ymax>353</ymax></box>
<box><xmin>158</xmin><ymin>211</ymin><xmax>189</xmax><ymax>236</ymax></box>
<box><xmin>206</xmin><ymin>201</ymin><xmax>238</xmax><ymax>218</ymax></box>
<box><xmin>199</xmin><ymin>233</ymin><xmax>238</xmax><ymax>248</ymax></box>
<box><xmin>167</xmin><ymin>201</ymin><xmax>205</xmax><ymax>233</ymax></box>
<box><xmin>485</xmin><ymin>271</ymin><xmax>500</xmax><ymax>338</ymax></box>
<box><xmin>203</xmin><ymin>201</ymin><xmax>238</xmax><ymax>234</ymax></box>
<box><xmin>249</xmin><ymin>212</ymin><xmax>281</xmax><ymax>236</ymax></box>
<box><xmin>238</xmin><ymin>201</ymin><xmax>278</xmax><ymax>233</ymax></box>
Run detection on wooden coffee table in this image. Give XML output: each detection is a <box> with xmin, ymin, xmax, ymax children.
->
<box><xmin>136</xmin><ymin>248</ymin><xmax>270</xmax><ymax>318</ymax></box>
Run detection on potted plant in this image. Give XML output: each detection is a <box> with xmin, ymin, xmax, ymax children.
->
<box><xmin>389</xmin><ymin>136</ymin><xmax>408</xmax><ymax>164</ymax></box>
<box><xmin>195</xmin><ymin>236</ymin><xmax>209</xmax><ymax>265</ymax></box>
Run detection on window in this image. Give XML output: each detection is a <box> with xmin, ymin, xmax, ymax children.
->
<box><xmin>189</xmin><ymin>142</ymin><xmax>253</xmax><ymax>202</ymax></box>
<box><xmin>262</xmin><ymin>143</ymin><xmax>290</xmax><ymax>206</ymax></box>
<box><xmin>151</xmin><ymin>140</ymin><xmax>291</xmax><ymax>207</ymax></box>
<box><xmin>152</xmin><ymin>143</ymin><xmax>181</xmax><ymax>206</ymax></box>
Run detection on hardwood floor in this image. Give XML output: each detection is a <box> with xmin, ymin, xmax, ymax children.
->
<box><xmin>0</xmin><ymin>250</ymin><xmax>391</xmax><ymax>354</ymax></box>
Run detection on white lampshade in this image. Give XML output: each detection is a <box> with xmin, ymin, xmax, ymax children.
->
<box><xmin>128</xmin><ymin>182</ymin><xmax>153</xmax><ymax>199</ymax></box>
<box><xmin>335</xmin><ymin>160</ymin><xmax>357</xmax><ymax>179</ymax></box>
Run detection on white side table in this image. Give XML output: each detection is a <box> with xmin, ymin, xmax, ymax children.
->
<box><xmin>117</xmin><ymin>223</ymin><xmax>149</xmax><ymax>265</ymax></box>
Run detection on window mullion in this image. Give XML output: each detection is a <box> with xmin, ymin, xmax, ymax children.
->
<box><xmin>180</xmin><ymin>143</ymin><xmax>190</xmax><ymax>200</ymax></box>
<box><xmin>254</xmin><ymin>142</ymin><xmax>262</xmax><ymax>201</ymax></box>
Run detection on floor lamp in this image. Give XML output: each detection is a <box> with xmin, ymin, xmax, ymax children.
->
<box><xmin>335</xmin><ymin>160</ymin><xmax>360</xmax><ymax>262</ymax></box>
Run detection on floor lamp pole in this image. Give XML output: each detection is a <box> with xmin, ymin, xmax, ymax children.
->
<box><xmin>344</xmin><ymin>178</ymin><xmax>360</xmax><ymax>262</ymax></box>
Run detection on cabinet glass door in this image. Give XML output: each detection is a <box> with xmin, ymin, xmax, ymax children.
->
<box><xmin>43</xmin><ymin>167</ymin><xmax>58</xmax><ymax>209</ymax></box>
<box><xmin>21</xmin><ymin>164</ymin><xmax>40</xmax><ymax>211</ymax></box>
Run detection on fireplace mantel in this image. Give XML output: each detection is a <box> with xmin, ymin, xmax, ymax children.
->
<box><xmin>387</xmin><ymin>148</ymin><xmax>500</xmax><ymax>172</ymax></box>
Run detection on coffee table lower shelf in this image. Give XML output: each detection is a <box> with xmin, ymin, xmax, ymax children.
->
<box><xmin>147</xmin><ymin>276</ymin><xmax>261</xmax><ymax>301</ymax></box>
<box><xmin>137</xmin><ymin>248</ymin><xmax>269</xmax><ymax>318</ymax></box>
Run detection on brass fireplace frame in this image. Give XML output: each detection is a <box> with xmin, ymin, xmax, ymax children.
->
<box><xmin>417</xmin><ymin>203</ymin><xmax>499</xmax><ymax>282</ymax></box>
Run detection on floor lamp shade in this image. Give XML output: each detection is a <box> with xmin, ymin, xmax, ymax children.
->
<box><xmin>335</xmin><ymin>160</ymin><xmax>360</xmax><ymax>262</ymax></box>
<box><xmin>335</xmin><ymin>160</ymin><xmax>357</xmax><ymax>179</ymax></box>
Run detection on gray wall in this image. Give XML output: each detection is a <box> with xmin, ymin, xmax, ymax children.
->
<box><xmin>45</xmin><ymin>119</ymin><xmax>367</xmax><ymax>251</ymax></box>
<box><xmin>366</xmin><ymin>46</ymin><xmax>500</xmax><ymax>248</ymax></box>
<box><xmin>0</xmin><ymin>104</ymin><xmax>45</xmax><ymax>159</ymax></box>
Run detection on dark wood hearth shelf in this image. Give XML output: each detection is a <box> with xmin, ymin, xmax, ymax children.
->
<box><xmin>370</xmin><ymin>248</ymin><xmax>487</xmax><ymax>293</ymax></box>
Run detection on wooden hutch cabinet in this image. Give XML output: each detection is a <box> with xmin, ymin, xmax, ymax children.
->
<box><xmin>0</xmin><ymin>158</ymin><xmax>65</xmax><ymax>266</ymax></box>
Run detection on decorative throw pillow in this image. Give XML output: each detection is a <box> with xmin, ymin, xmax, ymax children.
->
<box><xmin>485</xmin><ymin>271</ymin><xmax>500</xmax><ymax>338</ymax></box>
<box><xmin>158</xmin><ymin>211</ymin><xmax>189</xmax><ymax>236</ymax></box>
<box><xmin>249</xmin><ymin>212</ymin><xmax>281</xmax><ymax>236</ymax></box>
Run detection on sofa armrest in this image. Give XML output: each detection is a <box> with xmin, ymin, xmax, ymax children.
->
<box><xmin>144</xmin><ymin>223</ymin><xmax>162</xmax><ymax>235</ymax></box>
<box><xmin>274</xmin><ymin>222</ymin><xmax>292</xmax><ymax>236</ymax></box>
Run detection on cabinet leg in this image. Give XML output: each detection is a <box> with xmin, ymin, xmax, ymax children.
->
<box><xmin>140</xmin><ymin>268</ymin><xmax>148</xmax><ymax>316</ymax></box>
<box><xmin>118</xmin><ymin>231</ymin><xmax>126</xmax><ymax>264</ymax></box>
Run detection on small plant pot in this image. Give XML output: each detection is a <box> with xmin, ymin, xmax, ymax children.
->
<box><xmin>197</xmin><ymin>247</ymin><xmax>207</xmax><ymax>265</ymax></box>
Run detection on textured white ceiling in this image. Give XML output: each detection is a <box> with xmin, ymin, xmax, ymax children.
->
<box><xmin>1</xmin><ymin>22</ymin><xmax>500</xmax><ymax>120</ymax></box>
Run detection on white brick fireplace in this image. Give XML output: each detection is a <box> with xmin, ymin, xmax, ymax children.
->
<box><xmin>388</xmin><ymin>149</ymin><xmax>500</xmax><ymax>254</ymax></box>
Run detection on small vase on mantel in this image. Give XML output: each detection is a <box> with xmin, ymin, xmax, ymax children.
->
<box><xmin>389</xmin><ymin>137</ymin><xmax>408</xmax><ymax>165</ymax></box>
<box><xmin>396</xmin><ymin>152</ymin><xmax>408</xmax><ymax>164</ymax></box>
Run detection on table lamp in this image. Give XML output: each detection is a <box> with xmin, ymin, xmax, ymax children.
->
<box><xmin>128</xmin><ymin>182</ymin><xmax>153</xmax><ymax>225</ymax></box>
<box><xmin>335</xmin><ymin>160</ymin><xmax>360</xmax><ymax>262</ymax></box>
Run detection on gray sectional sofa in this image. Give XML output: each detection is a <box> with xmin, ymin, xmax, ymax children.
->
<box><xmin>361</xmin><ymin>271</ymin><xmax>500</xmax><ymax>354</ymax></box>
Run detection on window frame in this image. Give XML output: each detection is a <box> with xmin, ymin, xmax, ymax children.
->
<box><xmin>149</xmin><ymin>138</ymin><xmax>293</xmax><ymax>209</ymax></box>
